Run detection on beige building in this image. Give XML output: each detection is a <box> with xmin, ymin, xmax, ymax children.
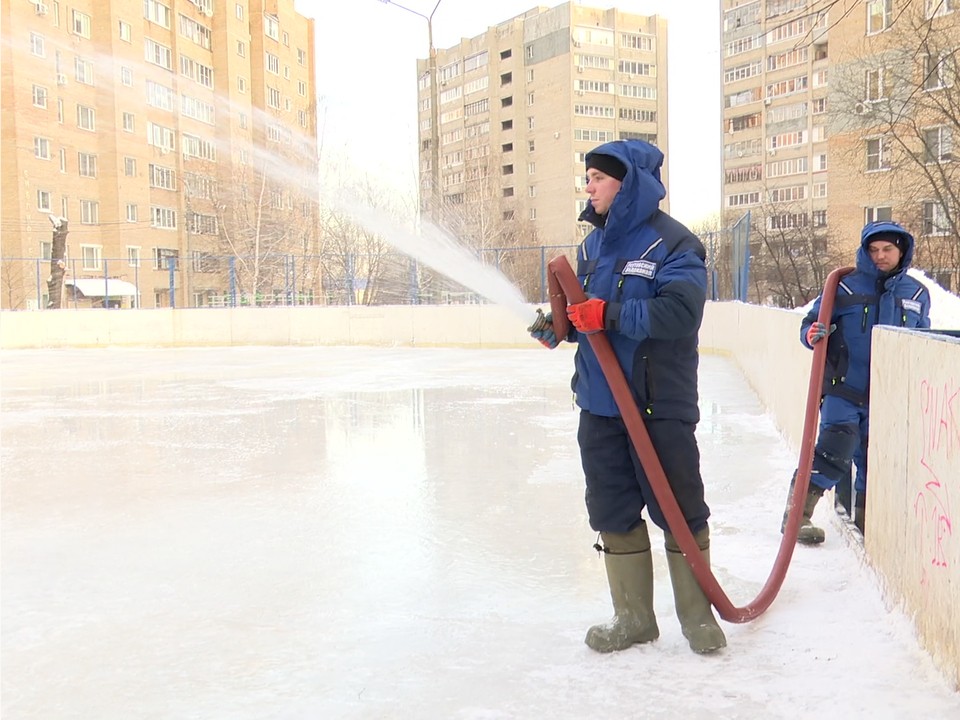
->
<box><xmin>720</xmin><ymin>0</ymin><xmax>958</xmax><ymax>304</ymax></box>
<box><xmin>1</xmin><ymin>0</ymin><xmax>318</xmax><ymax>310</ymax></box>
<box><xmin>415</xmin><ymin>2</ymin><xmax>670</xmax><ymax>257</ymax></box>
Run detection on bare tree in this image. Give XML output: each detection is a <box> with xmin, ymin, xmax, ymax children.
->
<box><xmin>830</xmin><ymin>2</ymin><xmax>959</xmax><ymax>288</ymax></box>
<box><xmin>45</xmin><ymin>216</ymin><xmax>68</xmax><ymax>309</ymax></box>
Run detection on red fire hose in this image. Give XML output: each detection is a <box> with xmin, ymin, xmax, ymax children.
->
<box><xmin>547</xmin><ymin>255</ymin><xmax>853</xmax><ymax>623</ymax></box>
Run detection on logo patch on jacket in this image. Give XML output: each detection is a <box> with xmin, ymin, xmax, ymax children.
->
<box><xmin>622</xmin><ymin>259</ymin><xmax>656</xmax><ymax>278</ymax></box>
<box><xmin>901</xmin><ymin>298</ymin><xmax>921</xmax><ymax>314</ymax></box>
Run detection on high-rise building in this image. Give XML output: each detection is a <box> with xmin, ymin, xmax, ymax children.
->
<box><xmin>415</xmin><ymin>2</ymin><xmax>670</xmax><ymax>255</ymax></box>
<box><xmin>720</xmin><ymin>0</ymin><xmax>958</xmax><ymax>304</ymax></box>
<box><xmin>1</xmin><ymin>0</ymin><xmax>318</xmax><ymax>310</ymax></box>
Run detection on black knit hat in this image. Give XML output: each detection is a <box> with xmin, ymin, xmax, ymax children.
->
<box><xmin>585</xmin><ymin>153</ymin><xmax>627</xmax><ymax>181</ymax></box>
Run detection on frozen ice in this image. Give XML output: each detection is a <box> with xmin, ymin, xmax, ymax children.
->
<box><xmin>1</xmin><ymin>346</ymin><xmax>958</xmax><ymax>719</ymax></box>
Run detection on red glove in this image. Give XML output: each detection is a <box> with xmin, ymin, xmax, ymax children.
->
<box><xmin>566</xmin><ymin>297</ymin><xmax>607</xmax><ymax>334</ymax></box>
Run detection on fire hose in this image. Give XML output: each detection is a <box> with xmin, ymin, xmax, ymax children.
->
<box><xmin>541</xmin><ymin>255</ymin><xmax>853</xmax><ymax>623</ymax></box>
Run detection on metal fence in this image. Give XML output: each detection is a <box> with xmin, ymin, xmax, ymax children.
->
<box><xmin>3</xmin><ymin>229</ymin><xmax>748</xmax><ymax>311</ymax></box>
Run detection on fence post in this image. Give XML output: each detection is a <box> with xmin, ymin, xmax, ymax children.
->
<box><xmin>168</xmin><ymin>259</ymin><xmax>176</xmax><ymax>308</ymax></box>
<box><xmin>35</xmin><ymin>259</ymin><xmax>41</xmax><ymax>310</ymax></box>
<box><xmin>409</xmin><ymin>258</ymin><xmax>419</xmax><ymax>305</ymax></box>
<box><xmin>345</xmin><ymin>253</ymin><xmax>354</xmax><ymax>306</ymax></box>
<box><xmin>229</xmin><ymin>257</ymin><xmax>237</xmax><ymax>307</ymax></box>
<box><xmin>540</xmin><ymin>246</ymin><xmax>547</xmax><ymax>304</ymax></box>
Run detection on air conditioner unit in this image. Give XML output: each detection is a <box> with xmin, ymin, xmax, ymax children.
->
<box><xmin>56</xmin><ymin>73</ymin><xmax>67</xmax><ymax>85</ymax></box>
<box><xmin>35</xmin><ymin>2</ymin><xmax>48</xmax><ymax>15</ymax></box>
<box><xmin>577</xmin><ymin>66</ymin><xmax>583</xmax><ymax>73</ymax></box>
<box><xmin>764</xmin><ymin>97</ymin><xmax>773</xmax><ymax>106</ymax></box>
<box><xmin>853</xmin><ymin>102</ymin><xmax>866</xmax><ymax>115</ymax></box>
<box><xmin>737</xmin><ymin>150</ymin><xmax>744</xmax><ymax>158</ymax></box>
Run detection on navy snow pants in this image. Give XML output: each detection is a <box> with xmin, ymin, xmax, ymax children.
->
<box><xmin>577</xmin><ymin>410</ymin><xmax>710</xmax><ymax>534</ymax></box>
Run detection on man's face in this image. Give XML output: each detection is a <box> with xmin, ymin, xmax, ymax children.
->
<box><xmin>585</xmin><ymin>168</ymin><xmax>622</xmax><ymax>216</ymax></box>
<box><xmin>867</xmin><ymin>238</ymin><xmax>903</xmax><ymax>272</ymax></box>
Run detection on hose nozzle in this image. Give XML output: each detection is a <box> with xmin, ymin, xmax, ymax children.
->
<box><xmin>528</xmin><ymin>307</ymin><xmax>550</xmax><ymax>333</ymax></box>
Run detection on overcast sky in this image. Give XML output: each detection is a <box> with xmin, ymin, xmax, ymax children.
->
<box><xmin>299</xmin><ymin>0</ymin><xmax>722</xmax><ymax>225</ymax></box>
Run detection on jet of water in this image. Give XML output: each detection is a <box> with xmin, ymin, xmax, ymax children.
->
<box><xmin>329</xmin><ymin>198</ymin><xmax>535</xmax><ymax>323</ymax></box>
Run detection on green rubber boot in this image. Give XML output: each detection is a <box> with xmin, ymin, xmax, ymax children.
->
<box><xmin>585</xmin><ymin>522</ymin><xmax>660</xmax><ymax>653</ymax></box>
<box><xmin>664</xmin><ymin>526</ymin><xmax>727</xmax><ymax>654</ymax></box>
<box><xmin>781</xmin><ymin>473</ymin><xmax>826</xmax><ymax>545</ymax></box>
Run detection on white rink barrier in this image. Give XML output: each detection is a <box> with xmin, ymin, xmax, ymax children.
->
<box><xmin>2</xmin><ymin>302</ymin><xmax>957</xmax><ymax>687</ymax></box>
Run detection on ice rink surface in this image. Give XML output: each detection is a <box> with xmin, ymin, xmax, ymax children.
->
<box><xmin>2</xmin><ymin>346</ymin><xmax>959</xmax><ymax>720</ymax></box>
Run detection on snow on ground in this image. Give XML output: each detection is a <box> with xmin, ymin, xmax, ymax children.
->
<box><xmin>2</xmin><ymin>346</ymin><xmax>958</xmax><ymax>719</ymax></box>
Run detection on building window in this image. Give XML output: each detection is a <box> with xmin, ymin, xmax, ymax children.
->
<box><xmin>238</xmin><ymin>76</ymin><xmax>246</xmax><ymax>93</ymax></box>
<box><xmin>30</xmin><ymin>33</ymin><xmax>45</xmax><ymax>57</ymax></box>
<box><xmin>80</xmin><ymin>244</ymin><xmax>102</xmax><ymax>270</ymax></box>
<box><xmin>124</xmin><ymin>157</ymin><xmax>137</xmax><ymax>176</ymax></box>
<box><xmin>37</xmin><ymin>190</ymin><xmax>52</xmax><ymax>211</ymax></box>
<box><xmin>923</xmin><ymin>53</ymin><xmax>950</xmax><ymax>90</ymax></box>
<box><xmin>79</xmin><ymin>199</ymin><xmax>99</xmax><ymax>224</ymax></box>
<box><xmin>502</xmin><ymin>187</ymin><xmax>514</xmax><ymax>198</ymax></box>
<box><xmin>127</xmin><ymin>246</ymin><xmax>141</xmax><ymax>267</ymax></box>
<box><xmin>59</xmin><ymin>148</ymin><xmax>66</xmax><ymax>171</ymax></box>
<box><xmin>237</xmin><ymin>41</ymin><xmax>245</xmax><ymax>57</ymax></box>
<box><xmin>865</xmin><ymin>67</ymin><xmax>890</xmax><ymax>101</ymax></box>
<box><xmin>71</xmin><ymin>9</ymin><xmax>91</xmax><ymax>38</ymax></box>
<box><xmin>297</xmin><ymin>48</ymin><xmax>306</xmax><ymax>66</ymax></box>
<box><xmin>264</xmin><ymin>14</ymin><xmax>279</xmax><ymax>41</ymax></box>
<box><xmin>147</xmin><ymin>122</ymin><xmax>176</xmax><ymax>152</ymax></box>
<box><xmin>150</xmin><ymin>206</ymin><xmax>177</xmax><ymax>229</ymax></box>
<box><xmin>238</xmin><ymin>112</ymin><xmax>247</xmax><ymax>129</ymax></box>
<box><xmin>923</xmin><ymin>201</ymin><xmax>949</xmax><ymax>235</ymax></box>
<box><xmin>123</xmin><ymin>112</ymin><xmax>135</xmax><ymax>132</ymax></box>
<box><xmin>32</xmin><ymin>85</ymin><xmax>48</xmax><ymax>108</ymax></box>
<box><xmin>926</xmin><ymin>0</ymin><xmax>955</xmax><ymax>18</ymax></box>
<box><xmin>119</xmin><ymin>20</ymin><xmax>131</xmax><ymax>42</ymax></box>
<box><xmin>298</xmin><ymin>80</ymin><xmax>306</xmax><ymax>96</ymax></box>
<box><xmin>235</xmin><ymin>3</ymin><xmax>243</xmax><ymax>20</ymax></box>
<box><xmin>923</xmin><ymin>126</ymin><xmax>953</xmax><ymax>163</ymax></box>
<box><xmin>145</xmin><ymin>39</ymin><xmax>173</xmax><ymax>70</ymax></box>
<box><xmin>78</xmin><ymin>152</ymin><xmax>97</xmax><ymax>177</ymax></box>
<box><xmin>120</xmin><ymin>66</ymin><xmax>133</xmax><ymax>86</ymax></box>
<box><xmin>865</xmin><ymin>137</ymin><xmax>890</xmax><ymax>171</ymax></box>
<box><xmin>864</xmin><ymin>206</ymin><xmax>892</xmax><ymax>224</ymax></box>
<box><xmin>126</xmin><ymin>204</ymin><xmax>138</xmax><ymax>222</ymax></box>
<box><xmin>528</xmin><ymin>140</ymin><xmax>535</xmax><ymax>152</ymax></box>
<box><xmin>267</xmin><ymin>86</ymin><xmax>281</xmax><ymax>108</ymax></box>
<box><xmin>76</xmin><ymin>105</ymin><xmax>95</xmax><ymax>131</ymax></box>
<box><xmin>75</xmin><ymin>57</ymin><xmax>94</xmax><ymax>85</ymax></box>
<box><xmin>149</xmin><ymin>164</ymin><xmax>177</xmax><ymax>190</ymax></box>
<box><xmin>527</xmin><ymin>116</ymin><xmax>535</xmax><ymax>129</ymax></box>
<box><xmin>34</xmin><ymin>137</ymin><xmax>51</xmax><ymax>159</ymax></box>
<box><xmin>143</xmin><ymin>0</ymin><xmax>171</xmax><ymax>29</ymax></box>
<box><xmin>866</xmin><ymin>0</ymin><xmax>891</xmax><ymax>34</ymax></box>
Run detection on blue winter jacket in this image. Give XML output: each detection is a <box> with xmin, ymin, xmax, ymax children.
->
<box><xmin>572</xmin><ymin>140</ymin><xmax>707</xmax><ymax>422</ymax></box>
<box><xmin>801</xmin><ymin>221</ymin><xmax>931</xmax><ymax>406</ymax></box>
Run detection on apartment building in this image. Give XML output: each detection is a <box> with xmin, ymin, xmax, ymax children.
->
<box><xmin>720</xmin><ymin>0</ymin><xmax>958</xmax><ymax>304</ymax></box>
<box><xmin>415</xmin><ymin>2</ymin><xmax>670</xmax><ymax>252</ymax></box>
<box><xmin>1</xmin><ymin>0</ymin><xmax>318</xmax><ymax>310</ymax></box>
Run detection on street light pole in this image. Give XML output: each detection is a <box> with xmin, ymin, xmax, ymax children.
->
<box><xmin>378</xmin><ymin>0</ymin><xmax>444</xmax><ymax>225</ymax></box>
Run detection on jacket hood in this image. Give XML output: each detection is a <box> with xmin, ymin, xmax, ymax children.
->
<box><xmin>858</xmin><ymin>220</ymin><xmax>915</xmax><ymax>274</ymax></box>
<box><xmin>578</xmin><ymin>140</ymin><xmax>666</xmax><ymax>233</ymax></box>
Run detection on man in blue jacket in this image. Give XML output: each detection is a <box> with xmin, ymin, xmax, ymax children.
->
<box><xmin>529</xmin><ymin>139</ymin><xmax>725</xmax><ymax>655</ymax></box>
<box><xmin>783</xmin><ymin>220</ymin><xmax>931</xmax><ymax>543</ymax></box>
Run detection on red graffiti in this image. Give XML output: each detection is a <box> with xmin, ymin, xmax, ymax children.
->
<box><xmin>914</xmin><ymin>377</ymin><xmax>958</xmax><ymax>572</ymax></box>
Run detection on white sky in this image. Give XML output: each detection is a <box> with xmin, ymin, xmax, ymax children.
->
<box><xmin>299</xmin><ymin>0</ymin><xmax>721</xmax><ymax>224</ymax></box>
<box><xmin>3</xmin><ymin>347</ymin><xmax>959</xmax><ymax>718</ymax></box>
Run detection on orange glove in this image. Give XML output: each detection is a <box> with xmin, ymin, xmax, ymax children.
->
<box><xmin>566</xmin><ymin>297</ymin><xmax>607</xmax><ymax>334</ymax></box>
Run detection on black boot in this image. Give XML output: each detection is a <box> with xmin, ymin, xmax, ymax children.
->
<box><xmin>854</xmin><ymin>492</ymin><xmax>866</xmax><ymax>535</ymax></box>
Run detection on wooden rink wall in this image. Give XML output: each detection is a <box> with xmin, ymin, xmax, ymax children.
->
<box><xmin>2</xmin><ymin>303</ymin><xmax>958</xmax><ymax>687</ymax></box>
